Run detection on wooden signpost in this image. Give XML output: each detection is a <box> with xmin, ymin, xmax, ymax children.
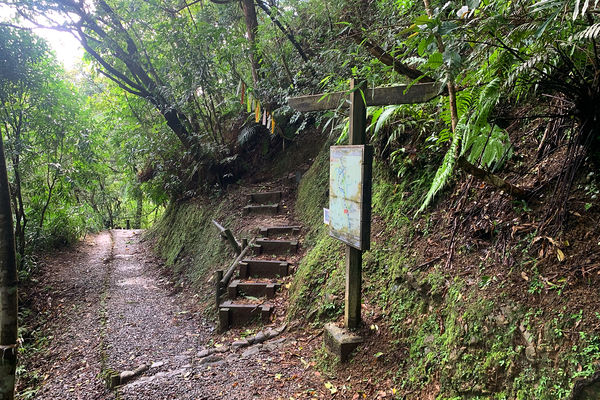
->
<box><xmin>288</xmin><ymin>79</ymin><xmax>441</xmax><ymax>359</ymax></box>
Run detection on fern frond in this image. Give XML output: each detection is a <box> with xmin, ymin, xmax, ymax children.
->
<box><xmin>237</xmin><ymin>124</ymin><xmax>264</xmax><ymax>146</ymax></box>
<box><xmin>367</xmin><ymin>106</ymin><xmax>384</xmax><ymax>138</ymax></box>
<box><xmin>505</xmin><ymin>51</ymin><xmax>556</xmax><ymax>90</ymax></box>
<box><xmin>569</xmin><ymin>23</ymin><xmax>600</xmax><ymax>41</ymax></box>
<box><xmin>374</xmin><ymin>105</ymin><xmax>401</xmax><ymax>136</ymax></box>
<box><xmin>417</xmin><ymin>130</ymin><xmax>462</xmax><ymax>214</ymax></box>
<box><xmin>530</xmin><ymin>0</ymin><xmax>564</xmax><ymax>13</ymax></box>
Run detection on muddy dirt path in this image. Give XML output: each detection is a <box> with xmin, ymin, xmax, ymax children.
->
<box><xmin>26</xmin><ymin>230</ymin><xmax>326</xmax><ymax>399</ymax></box>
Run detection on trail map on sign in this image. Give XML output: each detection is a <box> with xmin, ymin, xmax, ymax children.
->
<box><xmin>329</xmin><ymin>145</ymin><xmax>371</xmax><ymax>250</ymax></box>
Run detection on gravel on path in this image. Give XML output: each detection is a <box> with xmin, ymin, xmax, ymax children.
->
<box><xmin>32</xmin><ymin>231</ymin><xmax>114</xmax><ymax>400</ymax></box>
<box><xmin>26</xmin><ymin>230</ymin><xmax>326</xmax><ymax>400</ymax></box>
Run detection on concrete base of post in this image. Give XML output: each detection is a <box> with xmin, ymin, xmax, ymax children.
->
<box><xmin>323</xmin><ymin>322</ymin><xmax>363</xmax><ymax>362</ymax></box>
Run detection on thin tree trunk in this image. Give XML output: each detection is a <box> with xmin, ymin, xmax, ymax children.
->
<box><xmin>10</xmin><ymin>156</ymin><xmax>25</xmax><ymax>266</ymax></box>
<box><xmin>134</xmin><ymin>189</ymin><xmax>142</xmax><ymax>229</ymax></box>
<box><xmin>0</xmin><ymin>132</ymin><xmax>18</xmax><ymax>400</ymax></box>
<box><xmin>255</xmin><ymin>0</ymin><xmax>309</xmax><ymax>62</ymax></box>
<box><xmin>39</xmin><ymin>165</ymin><xmax>59</xmax><ymax>229</ymax></box>
<box><xmin>241</xmin><ymin>0</ymin><xmax>260</xmax><ymax>86</ymax></box>
<box><xmin>423</xmin><ymin>0</ymin><xmax>459</xmax><ymax>132</ymax></box>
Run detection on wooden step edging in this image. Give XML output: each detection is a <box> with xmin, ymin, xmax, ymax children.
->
<box><xmin>259</xmin><ymin>225</ymin><xmax>301</xmax><ymax>237</ymax></box>
<box><xmin>228</xmin><ymin>280</ymin><xmax>280</xmax><ymax>299</ymax></box>
<box><xmin>243</xmin><ymin>204</ymin><xmax>280</xmax><ymax>215</ymax></box>
<box><xmin>247</xmin><ymin>191</ymin><xmax>282</xmax><ymax>204</ymax></box>
<box><xmin>254</xmin><ymin>238</ymin><xmax>298</xmax><ymax>254</ymax></box>
<box><xmin>238</xmin><ymin>259</ymin><xmax>290</xmax><ymax>279</ymax></box>
<box><xmin>218</xmin><ymin>302</ymin><xmax>273</xmax><ymax>332</ymax></box>
<box><xmin>215</xmin><ymin>238</ymin><xmax>256</xmax><ymax>310</ymax></box>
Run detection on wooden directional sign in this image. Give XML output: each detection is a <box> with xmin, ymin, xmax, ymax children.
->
<box><xmin>288</xmin><ymin>79</ymin><xmax>441</xmax><ymax>331</ymax></box>
<box><xmin>287</xmin><ymin>82</ymin><xmax>440</xmax><ymax>112</ymax></box>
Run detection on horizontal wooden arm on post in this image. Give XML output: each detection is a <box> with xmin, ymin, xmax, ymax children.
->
<box><xmin>457</xmin><ymin>156</ymin><xmax>531</xmax><ymax>200</ymax></box>
<box><xmin>212</xmin><ymin>219</ymin><xmax>241</xmax><ymax>254</ymax></box>
<box><xmin>287</xmin><ymin>82</ymin><xmax>442</xmax><ymax>112</ymax></box>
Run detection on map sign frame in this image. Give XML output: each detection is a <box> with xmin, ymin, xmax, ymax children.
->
<box><xmin>329</xmin><ymin>145</ymin><xmax>373</xmax><ymax>251</ymax></box>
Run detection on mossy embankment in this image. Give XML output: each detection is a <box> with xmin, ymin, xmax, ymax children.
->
<box><xmin>288</xmin><ymin>141</ymin><xmax>600</xmax><ymax>399</ymax></box>
<box><xmin>145</xmin><ymin>197</ymin><xmax>237</xmax><ymax>305</ymax></box>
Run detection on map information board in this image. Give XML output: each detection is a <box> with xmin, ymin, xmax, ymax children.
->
<box><xmin>329</xmin><ymin>145</ymin><xmax>373</xmax><ymax>250</ymax></box>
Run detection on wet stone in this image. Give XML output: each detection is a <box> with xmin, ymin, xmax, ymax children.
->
<box><xmin>197</xmin><ymin>349</ymin><xmax>214</xmax><ymax>358</ymax></box>
<box><xmin>242</xmin><ymin>344</ymin><xmax>262</xmax><ymax>358</ymax></box>
<box><xmin>232</xmin><ymin>339</ymin><xmax>250</xmax><ymax>349</ymax></box>
<box><xmin>254</xmin><ymin>331</ymin><xmax>268</xmax><ymax>344</ymax></box>
<box><xmin>198</xmin><ymin>354</ymin><xmax>223</xmax><ymax>365</ymax></box>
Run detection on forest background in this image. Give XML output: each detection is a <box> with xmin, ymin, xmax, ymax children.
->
<box><xmin>1</xmin><ymin>0</ymin><xmax>600</xmax><ymax>398</ymax></box>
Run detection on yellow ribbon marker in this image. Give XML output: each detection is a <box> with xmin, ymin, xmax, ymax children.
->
<box><xmin>255</xmin><ymin>101</ymin><xmax>260</xmax><ymax>123</ymax></box>
<box><xmin>271</xmin><ymin>118</ymin><xmax>275</xmax><ymax>134</ymax></box>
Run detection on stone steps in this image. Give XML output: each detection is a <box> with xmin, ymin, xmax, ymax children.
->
<box><xmin>227</xmin><ymin>279</ymin><xmax>280</xmax><ymax>299</ymax></box>
<box><xmin>254</xmin><ymin>238</ymin><xmax>298</xmax><ymax>255</ymax></box>
<box><xmin>238</xmin><ymin>259</ymin><xmax>290</xmax><ymax>279</ymax></box>
<box><xmin>259</xmin><ymin>225</ymin><xmax>301</xmax><ymax>237</ymax></box>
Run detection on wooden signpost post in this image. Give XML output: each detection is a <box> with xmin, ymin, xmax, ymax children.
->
<box><xmin>288</xmin><ymin>79</ymin><xmax>440</xmax><ymax>360</ymax></box>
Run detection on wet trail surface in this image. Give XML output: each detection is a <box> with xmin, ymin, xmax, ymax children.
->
<box><xmin>28</xmin><ymin>230</ymin><xmax>324</xmax><ymax>400</ymax></box>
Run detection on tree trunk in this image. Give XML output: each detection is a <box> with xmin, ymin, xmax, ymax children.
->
<box><xmin>0</xmin><ymin>133</ymin><xmax>18</xmax><ymax>400</ymax></box>
<box><xmin>160</xmin><ymin>108</ymin><xmax>196</xmax><ymax>152</ymax></box>
<box><xmin>348</xmin><ymin>30</ymin><xmax>433</xmax><ymax>82</ymax></box>
<box><xmin>9</xmin><ymin>156</ymin><xmax>25</xmax><ymax>267</ymax></box>
<box><xmin>39</xmin><ymin>169</ymin><xmax>58</xmax><ymax>229</ymax></box>
<box><xmin>240</xmin><ymin>0</ymin><xmax>260</xmax><ymax>86</ymax></box>
<box><xmin>134</xmin><ymin>190</ymin><xmax>142</xmax><ymax>229</ymax></box>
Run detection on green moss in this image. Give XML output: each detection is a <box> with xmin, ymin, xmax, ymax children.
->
<box><xmin>288</xmin><ymin>232</ymin><xmax>344</xmax><ymax>321</ymax></box>
<box><xmin>296</xmin><ymin>141</ymin><xmax>331</xmax><ymax>245</ymax></box>
<box><xmin>145</xmin><ymin>199</ymin><xmax>232</xmax><ymax>303</ymax></box>
<box><xmin>372</xmin><ymin>160</ymin><xmax>435</xmax><ymax>224</ymax></box>
<box><xmin>288</xmin><ymin>141</ymin><xmax>600</xmax><ymax>398</ymax></box>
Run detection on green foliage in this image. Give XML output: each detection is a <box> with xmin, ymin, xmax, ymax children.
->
<box><xmin>1</xmin><ymin>1</ymin><xmax>597</xmax><ymax>397</ymax></box>
<box><xmin>290</xmin><ymin>137</ymin><xmax>600</xmax><ymax>397</ymax></box>
<box><xmin>0</xmin><ymin>25</ymin><xmax>166</xmax><ymax>272</ymax></box>
<box><xmin>289</xmin><ymin>142</ymin><xmax>345</xmax><ymax>321</ymax></box>
<box><xmin>418</xmin><ymin>132</ymin><xmax>461</xmax><ymax>213</ymax></box>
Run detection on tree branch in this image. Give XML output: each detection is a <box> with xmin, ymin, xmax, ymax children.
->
<box><xmin>97</xmin><ymin>69</ymin><xmax>145</xmax><ymax>97</ymax></box>
<box><xmin>457</xmin><ymin>156</ymin><xmax>531</xmax><ymax>200</ymax></box>
<box><xmin>255</xmin><ymin>0</ymin><xmax>309</xmax><ymax>62</ymax></box>
<box><xmin>348</xmin><ymin>30</ymin><xmax>434</xmax><ymax>82</ymax></box>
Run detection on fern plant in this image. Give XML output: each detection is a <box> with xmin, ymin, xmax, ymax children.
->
<box><xmin>417</xmin><ymin>77</ymin><xmax>511</xmax><ymax>213</ymax></box>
